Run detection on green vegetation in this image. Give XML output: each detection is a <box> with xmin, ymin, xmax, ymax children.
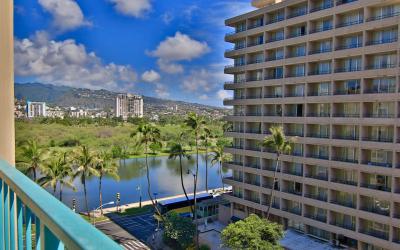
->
<box><xmin>221</xmin><ymin>214</ymin><xmax>284</xmax><ymax>250</ymax></box>
<box><xmin>163</xmin><ymin>211</ymin><xmax>196</xmax><ymax>250</ymax></box>
<box><xmin>118</xmin><ymin>205</ymin><xmax>153</xmax><ymax>216</ymax></box>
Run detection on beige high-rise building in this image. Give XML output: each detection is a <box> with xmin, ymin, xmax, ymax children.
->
<box><xmin>115</xmin><ymin>93</ymin><xmax>144</xmax><ymax>119</ymax></box>
<box><xmin>223</xmin><ymin>0</ymin><xmax>400</xmax><ymax>249</ymax></box>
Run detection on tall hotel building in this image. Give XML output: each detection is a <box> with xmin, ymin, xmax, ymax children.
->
<box><xmin>115</xmin><ymin>93</ymin><xmax>144</xmax><ymax>119</ymax></box>
<box><xmin>223</xmin><ymin>0</ymin><xmax>400</xmax><ymax>249</ymax></box>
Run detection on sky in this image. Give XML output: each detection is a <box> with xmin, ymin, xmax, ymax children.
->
<box><xmin>14</xmin><ymin>0</ymin><xmax>255</xmax><ymax>106</ymax></box>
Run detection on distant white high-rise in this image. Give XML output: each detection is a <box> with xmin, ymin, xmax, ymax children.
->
<box><xmin>26</xmin><ymin>101</ymin><xmax>47</xmax><ymax>118</ymax></box>
<box><xmin>115</xmin><ymin>94</ymin><xmax>143</xmax><ymax>119</ymax></box>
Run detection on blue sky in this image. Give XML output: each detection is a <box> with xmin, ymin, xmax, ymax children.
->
<box><xmin>14</xmin><ymin>0</ymin><xmax>254</xmax><ymax>106</ymax></box>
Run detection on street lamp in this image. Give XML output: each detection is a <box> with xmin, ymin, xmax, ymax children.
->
<box><xmin>137</xmin><ymin>185</ymin><xmax>142</xmax><ymax>208</ymax></box>
<box><xmin>92</xmin><ymin>201</ymin><xmax>115</xmax><ymax>225</ymax></box>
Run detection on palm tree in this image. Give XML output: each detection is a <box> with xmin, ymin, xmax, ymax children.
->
<box><xmin>73</xmin><ymin>146</ymin><xmax>99</xmax><ymax>218</ymax></box>
<box><xmin>168</xmin><ymin>133</ymin><xmax>193</xmax><ymax>215</ymax></box>
<box><xmin>200</xmin><ymin>127</ymin><xmax>212</xmax><ymax>192</ymax></box>
<box><xmin>38</xmin><ymin>152</ymin><xmax>75</xmax><ymax>201</ymax></box>
<box><xmin>17</xmin><ymin>139</ymin><xmax>43</xmax><ymax>182</ymax></box>
<box><xmin>132</xmin><ymin>123</ymin><xmax>163</xmax><ymax>219</ymax></box>
<box><xmin>184</xmin><ymin>112</ymin><xmax>206</xmax><ymax>248</ymax></box>
<box><xmin>57</xmin><ymin>152</ymin><xmax>75</xmax><ymax>202</ymax></box>
<box><xmin>211</xmin><ymin>140</ymin><xmax>232</xmax><ymax>191</ymax></box>
<box><xmin>261</xmin><ymin>126</ymin><xmax>294</xmax><ymax>219</ymax></box>
<box><xmin>95</xmin><ymin>151</ymin><xmax>120</xmax><ymax>215</ymax></box>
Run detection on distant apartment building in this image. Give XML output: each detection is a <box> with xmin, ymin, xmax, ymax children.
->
<box><xmin>115</xmin><ymin>94</ymin><xmax>144</xmax><ymax>119</ymax></box>
<box><xmin>223</xmin><ymin>0</ymin><xmax>400</xmax><ymax>249</ymax></box>
<box><xmin>46</xmin><ymin>106</ymin><xmax>65</xmax><ymax>118</ymax></box>
<box><xmin>26</xmin><ymin>101</ymin><xmax>46</xmax><ymax>118</ymax></box>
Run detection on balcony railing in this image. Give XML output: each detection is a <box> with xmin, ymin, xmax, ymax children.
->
<box><xmin>264</xmin><ymin>94</ymin><xmax>283</xmax><ymax>98</ymax></box>
<box><xmin>364</xmin><ymin>113</ymin><xmax>395</xmax><ymax>118</ymax></box>
<box><xmin>336</xmin><ymin>0</ymin><xmax>357</xmax><ymax>5</ymax></box>
<box><xmin>306</xmin><ymin>173</ymin><xmax>328</xmax><ymax>181</ymax></box>
<box><xmin>0</xmin><ymin>160</ymin><xmax>120</xmax><ymax>249</ymax></box>
<box><xmin>307</xmin><ymin>133</ymin><xmax>329</xmax><ymax>139</ymax></box>
<box><xmin>264</xmin><ymin>75</ymin><xmax>283</xmax><ymax>80</ymax></box>
<box><xmin>332</xmin><ymin>113</ymin><xmax>360</xmax><ymax>117</ymax></box>
<box><xmin>308</xmin><ymin>48</ymin><xmax>332</xmax><ymax>55</ymax></box>
<box><xmin>366</xmin><ymin>11</ymin><xmax>400</xmax><ymax>22</ymax></box>
<box><xmin>307</xmin><ymin>153</ymin><xmax>329</xmax><ymax>160</ymax></box>
<box><xmin>247</xmin><ymin>59</ymin><xmax>264</xmax><ymax>65</ymax></box>
<box><xmin>225</xmin><ymin>44</ymin><xmax>246</xmax><ymax>53</ymax></box>
<box><xmin>286</xmin><ymin>52</ymin><xmax>306</xmax><ymax>58</ymax></box>
<box><xmin>287</xmin><ymin>9</ymin><xmax>308</xmax><ymax>19</ymax></box>
<box><xmin>304</xmin><ymin>193</ymin><xmax>328</xmax><ymax>202</ymax></box>
<box><xmin>333</xmin><ymin>134</ymin><xmax>358</xmax><ymax>140</ymax></box>
<box><xmin>331</xmin><ymin>221</ymin><xmax>355</xmax><ymax>231</ymax></box>
<box><xmin>247</xmin><ymin>21</ymin><xmax>264</xmax><ymax>30</ymax></box>
<box><xmin>286</xmin><ymin>73</ymin><xmax>305</xmax><ymax>78</ymax></box>
<box><xmin>309</xmin><ymin>25</ymin><xmax>333</xmax><ymax>34</ymax></box>
<box><xmin>365</xmin><ymin>63</ymin><xmax>397</xmax><ymax>70</ymax></box>
<box><xmin>335</xmin><ymin>42</ymin><xmax>362</xmax><ymax>51</ymax></box>
<box><xmin>363</xmin><ymin>161</ymin><xmax>392</xmax><ymax>168</ymax></box>
<box><xmin>360</xmin><ymin>206</ymin><xmax>390</xmax><ymax>216</ymax></box>
<box><xmin>366</xmin><ymin>37</ymin><xmax>398</xmax><ymax>46</ymax></box>
<box><xmin>331</xmin><ymin>156</ymin><xmax>358</xmax><ymax>164</ymax></box>
<box><xmin>267</xmin><ymin>36</ymin><xmax>284</xmax><ymax>43</ymax></box>
<box><xmin>305</xmin><ymin>213</ymin><xmax>327</xmax><ymax>222</ymax></box>
<box><xmin>287</xmin><ymin>32</ymin><xmax>306</xmax><ymax>39</ymax></box>
<box><xmin>361</xmin><ymin>183</ymin><xmax>391</xmax><ymax>192</ymax></box>
<box><xmin>266</xmin><ymin>16</ymin><xmax>285</xmax><ymax>25</ymax></box>
<box><xmin>265</xmin><ymin>56</ymin><xmax>284</xmax><ymax>62</ymax></box>
<box><xmin>310</xmin><ymin>2</ymin><xmax>333</xmax><ymax>12</ymax></box>
<box><xmin>336</xmin><ymin>19</ymin><xmax>363</xmax><ymax>28</ymax></box>
<box><xmin>360</xmin><ymin>229</ymin><xmax>389</xmax><ymax>240</ymax></box>
<box><xmin>307</xmin><ymin>91</ymin><xmax>330</xmax><ymax>96</ymax></box>
<box><xmin>330</xmin><ymin>199</ymin><xmax>356</xmax><ymax>208</ymax></box>
<box><xmin>225</xmin><ymin>28</ymin><xmax>246</xmax><ymax>36</ymax></box>
<box><xmin>283</xmin><ymin>206</ymin><xmax>302</xmax><ymax>215</ymax></box>
<box><xmin>362</xmin><ymin>136</ymin><xmax>393</xmax><ymax>143</ymax></box>
<box><xmin>334</xmin><ymin>67</ymin><xmax>361</xmax><ymax>73</ymax></box>
<box><xmin>331</xmin><ymin>178</ymin><xmax>358</xmax><ymax>186</ymax></box>
<box><xmin>308</xmin><ymin>69</ymin><xmax>331</xmax><ymax>76</ymax></box>
<box><xmin>364</xmin><ymin>87</ymin><xmax>396</xmax><ymax>94</ymax></box>
<box><xmin>307</xmin><ymin>112</ymin><xmax>330</xmax><ymax>117</ymax></box>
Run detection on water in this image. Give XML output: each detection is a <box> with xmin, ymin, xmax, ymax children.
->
<box><xmin>54</xmin><ymin>154</ymin><xmax>231</xmax><ymax>212</ymax></box>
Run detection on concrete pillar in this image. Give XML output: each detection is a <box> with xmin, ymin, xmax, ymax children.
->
<box><xmin>0</xmin><ymin>0</ymin><xmax>15</xmax><ymax>165</ymax></box>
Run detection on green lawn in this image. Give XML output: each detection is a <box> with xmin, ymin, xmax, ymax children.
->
<box><xmin>118</xmin><ymin>205</ymin><xmax>153</xmax><ymax>216</ymax></box>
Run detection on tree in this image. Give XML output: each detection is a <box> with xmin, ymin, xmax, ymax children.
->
<box><xmin>168</xmin><ymin>133</ymin><xmax>193</xmax><ymax>215</ymax></box>
<box><xmin>221</xmin><ymin>214</ymin><xmax>284</xmax><ymax>250</ymax></box>
<box><xmin>210</xmin><ymin>139</ymin><xmax>232</xmax><ymax>191</ymax></box>
<box><xmin>17</xmin><ymin>139</ymin><xmax>44</xmax><ymax>182</ymax></box>
<box><xmin>132</xmin><ymin>123</ymin><xmax>164</xmax><ymax>219</ymax></box>
<box><xmin>73</xmin><ymin>146</ymin><xmax>99</xmax><ymax>218</ymax></box>
<box><xmin>38</xmin><ymin>152</ymin><xmax>75</xmax><ymax>202</ymax></box>
<box><xmin>95</xmin><ymin>151</ymin><xmax>120</xmax><ymax>215</ymax></box>
<box><xmin>261</xmin><ymin>126</ymin><xmax>294</xmax><ymax>219</ymax></box>
<box><xmin>200</xmin><ymin>127</ymin><xmax>212</xmax><ymax>192</ymax></box>
<box><xmin>163</xmin><ymin>211</ymin><xmax>196</xmax><ymax>250</ymax></box>
<box><xmin>184</xmin><ymin>112</ymin><xmax>206</xmax><ymax>249</ymax></box>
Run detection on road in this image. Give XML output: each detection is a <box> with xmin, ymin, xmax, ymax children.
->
<box><xmin>95</xmin><ymin>219</ymin><xmax>150</xmax><ymax>250</ymax></box>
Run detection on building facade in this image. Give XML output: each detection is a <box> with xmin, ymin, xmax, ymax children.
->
<box><xmin>223</xmin><ymin>0</ymin><xmax>400</xmax><ymax>249</ymax></box>
<box><xmin>115</xmin><ymin>94</ymin><xmax>144</xmax><ymax>119</ymax></box>
<box><xmin>26</xmin><ymin>101</ymin><xmax>47</xmax><ymax>118</ymax></box>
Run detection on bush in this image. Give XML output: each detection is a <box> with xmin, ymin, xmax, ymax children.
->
<box><xmin>199</xmin><ymin>244</ymin><xmax>211</xmax><ymax>250</ymax></box>
<box><xmin>163</xmin><ymin>211</ymin><xmax>196</xmax><ymax>250</ymax></box>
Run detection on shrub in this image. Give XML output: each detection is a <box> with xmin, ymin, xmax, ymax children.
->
<box><xmin>59</xmin><ymin>139</ymin><xmax>80</xmax><ymax>147</ymax></box>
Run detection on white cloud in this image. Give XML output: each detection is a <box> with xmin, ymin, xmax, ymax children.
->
<box><xmin>38</xmin><ymin>0</ymin><xmax>90</xmax><ymax>32</ymax></box>
<box><xmin>149</xmin><ymin>32</ymin><xmax>210</xmax><ymax>74</ymax></box>
<box><xmin>141</xmin><ymin>70</ymin><xmax>161</xmax><ymax>83</ymax></box>
<box><xmin>150</xmin><ymin>32</ymin><xmax>209</xmax><ymax>61</ymax></box>
<box><xmin>108</xmin><ymin>0</ymin><xmax>151</xmax><ymax>18</ymax></box>
<box><xmin>154</xmin><ymin>83</ymin><xmax>170</xmax><ymax>98</ymax></box>
<box><xmin>198</xmin><ymin>94</ymin><xmax>209</xmax><ymax>100</ymax></box>
<box><xmin>157</xmin><ymin>59</ymin><xmax>183</xmax><ymax>74</ymax></box>
<box><xmin>217</xmin><ymin>90</ymin><xmax>232</xmax><ymax>100</ymax></box>
<box><xmin>15</xmin><ymin>32</ymin><xmax>137</xmax><ymax>91</ymax></box>
<box><xmin>182</xmin><ymin>69</ymin><xmax>215</xmax><ymax>92</ymax></box>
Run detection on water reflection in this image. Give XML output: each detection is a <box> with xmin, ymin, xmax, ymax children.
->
<box><xmin>56</xmin><ymin>154</ymin><xmax>231</xmax><ymax>212</ymax></box>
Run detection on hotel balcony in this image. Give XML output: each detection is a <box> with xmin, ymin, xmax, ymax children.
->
<box><xmin>359</xmin><ymin>219</ymin><xmax>389</xmax><ymax>240</ymax></box>
<box><xmin>308</xmin><ymin>62</ymin><xmax>332</xmax><ymax>76</ymax></box>
<box><xmin>285</xmin><ymin>84</ymin><xmax>305</xmax><ymax>97</ymax></box>
<box><xmin>265</xmin><ymin>48</ymin><xmax>284</xmax><ymax>62</ymax></box>
<box><xmin>285</xmin><ymin>104</ymin><xmax>304</xmax><ymax>117</ymax></box>
<box><xmin>366</xmin><ymin>7</ymin><xmax>400</xmax><ymax>22</ymax></box>
<box><xmin>307</xmin><ymin>82</ymin><xmax>331</xmax><ymax>96</ymax></box>
<box><xmin>286</xmin><ymin>23</ymin><xmax>307</xmax><ymax>39</ymax></box>
<box><xmin>333</xmin><ymin>79</ymin><xmax>360</xmax><ymax>96</ymax></box>
<box><xmin>307</xmin><ymin>103</ymin><xmax>330</xmax><ymax>117</ymax></box>
<box><xmin>330</xmin><ymin>168</ymin><xmax>358</xmax><ymax>186</ymax></box>
<box><xmin>330</xmin><ymin>190</ymin><xmax>357</xmax><ymax>208</ymax></box>
<box><xmin>336</xmin><ymin>10</ymin><xmax>364</xmax><ymax>28</ymax></box>
<box><xmin>281</xmin><ymin>199</ymin><xmax>302</xmax><ymax>215</ymax></box>
<box><xmin>308</xmin><ymin>40</ymin><xmax>332</xmax><ymax>55</ymax></box>
<box><xmin>332</xmin><ymin>125</ymin><xmax>359</xmax><ymax>141</ymax></box>
<box><xmin>309</xmin><ymin>0</ymin><xmax>333</xmax><ymax>13</ymax></box>
<box><xmin>266</xmin><ymin>10</ymin><xmax>285</xmax><ymax>25</ymax></box>
<box><xmin>331</xmin><ymin>147</ymin><xmax>359</xmax><ymax>163</ymax></box>
<box><xmin>286</xmin><ymin>3</ymin><xmax>308</xmax><ymax>19</ymax></box>
<box><xmin>304</xmin><ymin>185</ymin><xmax>328</xmax><ymax>202</ymax></box>
<box><xmin>361</xmin><ymin>126</ymin><xmax>394</xmax><ymax>143</ymax></box>
<box><xmin>262</xmin><ymin>159</ymin><xmax>280</xmax><ymax>173</ymax></box>
<box><xmin>282</xmin><ymin>181</ymin><xmax>303</xmax><ymax>196</ymax></box>
<box><xmin>360</xmin><ymin>173</ymin><xmax>392</xmax><ymax>192</ymax></box>
<box><xmin>266</xmin><ymin>29</ymin><xmax>284</xmax><ymax>43</ymax></box>
<box><xmin>0</xmin><ymin>161</ymin><xmax>120</xmax><ymax>249</ymax></box>
<box><xmin>307</xmin><ymin>124</ymin><xmax>329</xmax><ymax>139</ymax></box>
<box><xmin>330</xmin><ymin>211</ymin><xmax>356</xmax><ymax>231</ymax></box>
<box><xmin>244</xmin><ymin>173</ymin><xmax>261</xmax><ymax>186</ymax></box>
<box><xmin>264</xmin><ymin>86</ymin><xmax>283</xmax><ymax>98</ymax></box>
<box><xmin>282</xmin><ymin>162</ymin><xmax>303</xmax><ymax>176</ymax></box>
<box><xmin>364</xmin><ymin>77</ymin><xmax>396</xmax><ymax>94</ymax></box>
<box><xmin>361</xmin><ymin>149</ymin><xmax>393</xmax><ymax>168</ymax></box>
<box><xmin>284</xmin><ymin>123</ymin><xmax>304</xmax><ymax>137</ymax></box>
<box><xmin>286</xmin><ymin>44</ymin><xmax>306</xmax><ymax>59</ymax></box>
<box><xmin>304</xmin><ymin>205</ymin><xmax>327</xmax><ymax>223</ymax></box>
<box><xmin>244</xmin><ymin>190</ymin><xmax>261</xmax><ymax>204</ymax></box>
<box><xmin>265</xmin><ymin>67</ymin><xmax>283</xmax><ymax>80</ymax></box>
<box><xmin>304</xmin><ymin>165</ymin><xmax>328</xmax><ymax>181</ymax></box>
<box><xmin>336</xmin><ymin>0</ymin><xmax>357</xmax><ymax>6</ymax></box>
<box><xmin>359</xmin><ymin>196</ymin><xmax>390</xmax><ymax>216</ymax></box>
<box><xmin>247</xmin><ymin>15</ymin><xmax>264</xmax><ymax>30</ymax></box>
<box><xmin>332</xmin><ymin>103</ymin><xmax>360</xmax><ymax>118</ymax></box>
<box><xmin>309</xmin><ymin>18</ymin><xmax>333</xmax><ymax>34</ymax></box>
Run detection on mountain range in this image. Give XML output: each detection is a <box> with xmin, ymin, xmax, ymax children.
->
<box><xmin>14</xmin><ymin>83</ymin><xmax>231</xmax><ymax>116</ymax></box>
